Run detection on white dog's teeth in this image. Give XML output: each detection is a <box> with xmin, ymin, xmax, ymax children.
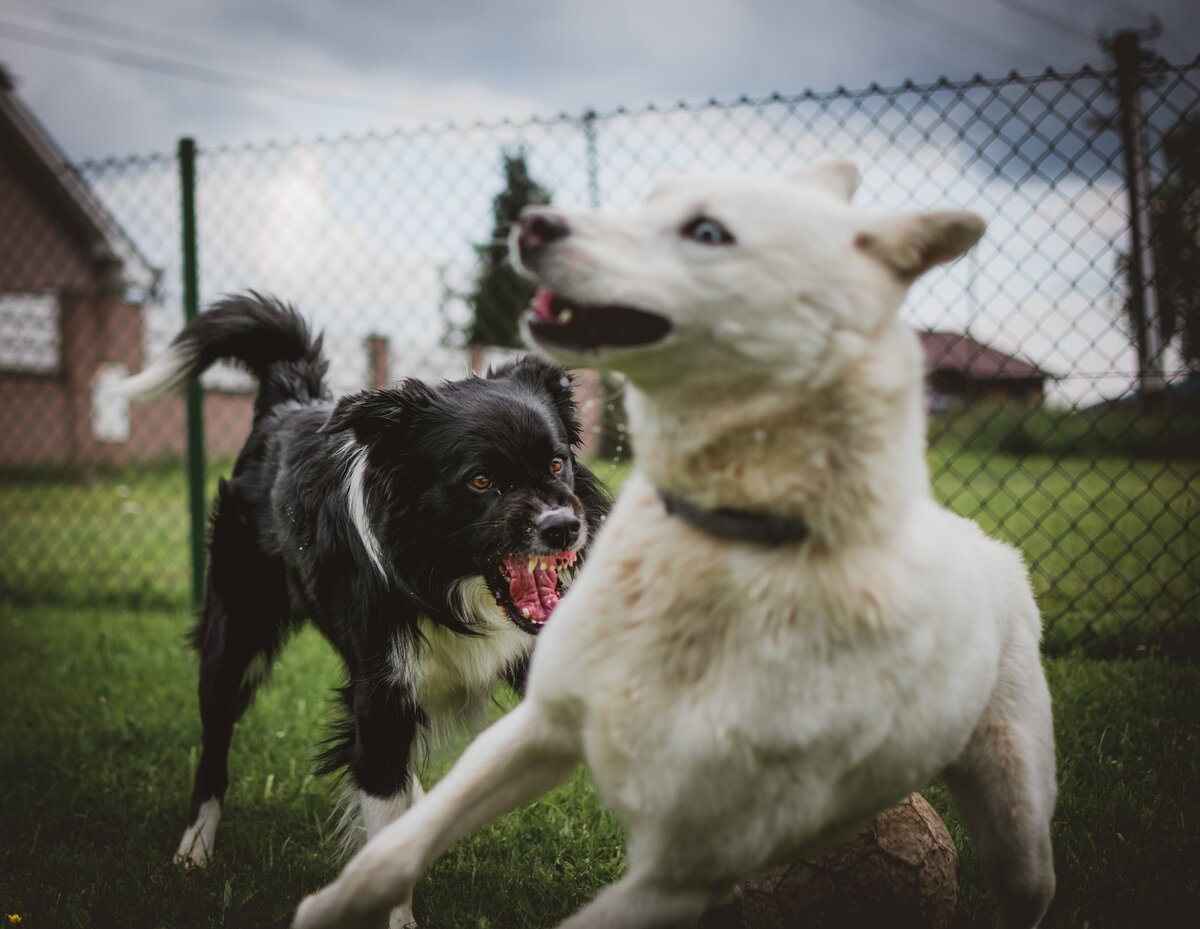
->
<box><xmin>521</xmin><ymin>608</ymin><xmax>532</xmax><ymax>619</ymax></box>
<box><xmin>528</xmin><ymin>556</ymin><xmax>537</xmax><ymax>571</ymax></box>
<box><xmin>558</xmin><ymin>308</ymin><xmax>574</xmax><ymax>323</ymax></box>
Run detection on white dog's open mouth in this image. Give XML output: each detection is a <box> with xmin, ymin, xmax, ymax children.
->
<box><xmin>525</xmin><ymin>288</ymin><xmax>672</xmax><ymax>351</ymax></box>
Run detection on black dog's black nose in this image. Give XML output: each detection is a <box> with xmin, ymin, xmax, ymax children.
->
<box><xmin>537</xmin><ymin>509</ymin><xmax>581</xmax><ymax>551</ymax></box>
<box><xmin>518</xmin><ymin>209</ymin><xmax>570</xmax><ymax>262</ymax></box>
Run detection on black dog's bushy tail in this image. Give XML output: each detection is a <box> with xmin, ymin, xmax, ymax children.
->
<box><xmin>113</xmin><ymin>292</ymin><xmax>329</xmax><ymax>414</ymax></box>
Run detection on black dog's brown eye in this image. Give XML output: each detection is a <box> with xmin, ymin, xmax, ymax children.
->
<box><xmin>470</xmin><ymin>474</ymin><xmax>493</xmax><ymax>490</ymax></box>
<box><xmin>682</xmin><ymin>216</ymin><xmax>735</xmax><ymax>246</ymax></box>
<box><xmin>550</xmin><ymin>457</ymin><xmax>564</xmax><ymax>475</ymax></box>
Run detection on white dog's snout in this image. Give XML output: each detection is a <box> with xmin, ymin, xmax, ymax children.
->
<box><xmin>515</xmin><ymin>208</ymin><xmax>571</xmax><ymax>271</ymax></box>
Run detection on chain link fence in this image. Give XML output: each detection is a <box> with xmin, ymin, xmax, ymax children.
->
<box><xmin>1</xmin><ymin>51</ymin><xmax>1197</xmax><ymax>656</ymax></box>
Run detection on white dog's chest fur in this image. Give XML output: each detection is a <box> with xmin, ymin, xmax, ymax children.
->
<box><xmin>528</xmin><ymin>474</ymin><xmax>1025</xmax><ymax>874</ymax></box>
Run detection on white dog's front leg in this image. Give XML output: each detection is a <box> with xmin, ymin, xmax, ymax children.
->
<box><xmin>554</xmin><ymin>871</ymin><xmax>719</xmax><ymax>929</ymax></box>
<box><xmin>943</xmin><ymin>622</ymin><xmax>1057</xmax><ymax>929</ymax></box>
<box><xmin>293</xmin><ymin>703</ymin><xmax>578</xmax><ymax>929</ymax></box>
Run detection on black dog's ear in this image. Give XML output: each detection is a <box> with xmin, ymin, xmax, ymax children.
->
<box><xmin>319</xmin><ymin>378</ymin><xmax>436</xmax><ymax>443</ymax></box>
<box><xmin>491</xmin><ymin>355</ymin><xmax>584</xmax><ymax>447</ymax></box>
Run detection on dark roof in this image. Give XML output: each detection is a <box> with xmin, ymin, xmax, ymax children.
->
<box><xmin>919</xmin><ymin>330</ymin><xmax>1049</xmax><ymax>380</ymax></box>
<box><xmin>0</xmin><ymin>64</ymin><xmax>158</xmax><ymax>294</ymax></box>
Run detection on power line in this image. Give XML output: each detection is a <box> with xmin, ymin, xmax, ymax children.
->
<box><xmin>993</xmin><ymin>0</ymin><xmax>1096</xmax><ymax>45</ymax></box>
<box><xmin>0</xmin><ymin>15</ymin><xmax>395</xmax><ymax>114</ymax></box>
<box><xmin>0</xmin><ymin>0</ymin><xmax>227</xmax><ymax>62</ymax></box>
<box><xmin>1087</xmin><ymin>0</ymin><xmax>1161</xmax><ymax>22</ymax></box>
<box><xmin>845</xmin><ymin>0</ymin><xmax>1046</xmax><ymax>70</ymax></box>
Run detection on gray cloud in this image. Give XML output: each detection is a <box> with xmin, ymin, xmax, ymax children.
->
<box><xmin>0</xmin><ymin>0</ymin><xmax>1194</xmax><ymax>158</ymax></box>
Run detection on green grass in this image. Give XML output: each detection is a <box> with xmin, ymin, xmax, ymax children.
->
<box><xmin>0</xmin><ymin>606</ymin><xmax>624</xmax><ymax>929</ymax></box>
<box><xmin>0</xmin><ymin>430</ymin><xmax>1197</xmax><ymax>926</ymax></box>
<box><xmin>2</xmin><ymin>439</ymin><xmax>1195</xmax><ymax>656</ymax></box>
<box><xmin>926</xmin><ymin>449</ymin><xmax>1199</xmax><ymax>657</ymax></box>
<box><xmin>0</xmin><ymin>605</ymin><xmax>1196</xmax><ymax>928</ymax></box>
<box><xmin>929</xmin><ymin>657</ymin><xmax>1200</xmax><ymax>929</ymax></box>
<box><xmin>929</xmin><ymin>403</ymin><xmax>1200</xmax><ymax>462</ymax></box>
<box><xmin>0</xmin><ymin>459</ymin><xmax>236</xmax><ymax>612</ymax></box>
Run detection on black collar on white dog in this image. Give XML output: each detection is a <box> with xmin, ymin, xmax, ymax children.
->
<box><xmin>657</xmin><ymin>488</ymin><xmax>810</xmax><ymax>547</ymax></box>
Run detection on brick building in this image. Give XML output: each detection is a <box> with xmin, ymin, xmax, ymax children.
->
<box><xmin>0</xmin><ymin>66</ymin><xmax>253</xmax><ymax>472</ymax></box>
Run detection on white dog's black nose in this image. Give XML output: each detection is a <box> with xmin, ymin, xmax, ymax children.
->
<box><xmin>537</xmin><ymin>508</ymin><xmax>582</xmax><ymax>551</ymax></box>
<box><xmin>518</xmin><ymin>209</ymin><xmax>570</xmax><ymax>264</ymax></box>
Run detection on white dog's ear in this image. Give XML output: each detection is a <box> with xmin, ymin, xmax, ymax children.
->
<box><xmin>789</xmin><ymin>161</ymin><xmax>860</xmax><ymax>201</ymax></box>
<box><xmin>855</xmin><ymin>211</ymin><xmax>985</xmax><ymax>280</ymax></box>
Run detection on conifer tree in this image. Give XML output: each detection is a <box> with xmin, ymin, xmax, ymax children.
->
<box><xmin>467</xmin><ymin>151</ymin><xmax>552</xmax><ymax>348</ymax></box>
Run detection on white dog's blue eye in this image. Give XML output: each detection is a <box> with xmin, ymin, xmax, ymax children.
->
<box><xmin>682</xmin><ymin>217</ymin><xmax>735</xmax><ymax>246</ymax></box>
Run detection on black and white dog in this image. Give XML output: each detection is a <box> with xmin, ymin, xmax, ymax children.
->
<box><xmin>118</xmin><ymin>294</ymin><xmax>608</xmax><ymax>925</ymax></box>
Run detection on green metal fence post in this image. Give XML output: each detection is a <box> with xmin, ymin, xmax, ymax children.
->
<box><xmin>582</xmin><ymin>108</ymin><xmax>600</xmax><ymax>210</ymax></box>
<box><xmin>178</xmin><ymin>137</ymin><xmax>206</xmax><ymax>610</ymax></box>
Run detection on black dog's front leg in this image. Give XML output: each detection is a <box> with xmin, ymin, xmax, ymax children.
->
<box><xmin>503</xmin><ymin>652</ymin><xmax>531</xmax><ymax>697</ymax></box>
<box><xmin>344</xmin><ymin>673</ymin><xmax>427</xmax><ymax>929</ymax></box>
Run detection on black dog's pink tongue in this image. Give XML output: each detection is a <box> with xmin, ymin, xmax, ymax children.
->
<box><xmin>502</xmin><ymin>555</ymin><xmax>560</xmax><ymax>624</ymax></box>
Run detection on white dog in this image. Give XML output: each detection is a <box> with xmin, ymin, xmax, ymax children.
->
<box><xmin>294</xmin><ymin>164</ymin><xmax>1057</xmax><ymax>929</ymax></box>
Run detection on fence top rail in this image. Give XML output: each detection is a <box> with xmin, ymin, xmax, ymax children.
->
<box><xmin>73</xmin><ymin>54</ymin><xmax>1200</xmax><ymax>172</ymax></box>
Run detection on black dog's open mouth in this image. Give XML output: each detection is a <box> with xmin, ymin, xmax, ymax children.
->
<box><xmin>487</xmin><ymin>550</ymin><xmax>579</xmax><ymax>634</ymax></box>
<box><xmin>525</xmin><ymin>288</ymin><xmax>672</xmax><ymax>351</ymax></box>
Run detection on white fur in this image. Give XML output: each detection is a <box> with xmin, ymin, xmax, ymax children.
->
<box><xmin>345</xmin><ymin>444</ymin><xmax>388</xmax><ymax>579</ymax></box>
<box><xmin>359</xmin><ymin>783</ymin><xmax>424</xmax><ymax>843</ymax></box>
<box><xmin>175</xmin><ymin>797</ymin><xmax>221</xmax><ymax>867</ymax></box>
<box><xmin>391</xmin><ymin>578</ymin><xmax>534</xmax><ymax>750</ymax></box>
<box><xmin>106</xmin><ymin>342</ymin><xmax>196</xmax><ymax>398</ymax></box>
<box><xmin>294</xmin><ymin>165</ymin><xmax>1056</xmax><ymax>929</ymax></box>
<box><xmin>331</xmin><ymin>575</ymin><xmax>529</xmax><ymax>928</ymax></box>
<box><xmin>358</xmin><ymin>786</ymin><xmax>424</xmax><ymax>929</ymax></box>
<box><xmin>363</xmin><ymin>579</ymin><xmax>530</xmax><ymax>929</ymax></box>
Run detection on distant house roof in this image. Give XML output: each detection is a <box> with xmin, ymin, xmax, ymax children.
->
<box><xmin>0</xmin><ymin>64</ymin><xmax>158</xmax><ymax>295</ymax></box>
<box><xmin>919</xmin><ymin>330</ymin><xmax>1049</xmax><ymax>381</ymax></box>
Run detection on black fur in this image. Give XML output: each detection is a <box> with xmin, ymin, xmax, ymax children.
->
<box><xmin>159</xmin><ymin>294</ymin><xmax>610</xmax><ymax>842</ymax></box>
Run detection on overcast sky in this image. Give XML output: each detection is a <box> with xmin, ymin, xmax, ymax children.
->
<box><xmin>0</xmin><ymin>0</ymin><xmax>1195</xmax><ymax>160</ymax></box>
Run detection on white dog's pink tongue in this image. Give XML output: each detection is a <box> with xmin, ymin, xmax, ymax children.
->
<box><xmin>532</xmin><ymin>288</ymin><xmax>556</xmax><ymax>321</ymax></box>
<box><xmin>503</xmin><ymin>555</ymin><xmax>560</xmax><ymax>623</ymax></box>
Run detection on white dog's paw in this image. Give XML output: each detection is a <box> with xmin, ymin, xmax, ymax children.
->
<box><xmin>389</xmin><ymin>916</ymin><xmax>417</xmax><ymax>929</ymax></box>
<box><xmin>292</xmin><ymin>875</ymin><xmax>399</xmax><ymax>929</ymax></box>
<box><xmin>292</xmin><ymin>886</ymin><xmax>367</xmax><ymax>929</ymax></box>
<box><xmin>387</xmin><ymin>902</ymin><xmax>417</xmax><ymax>929</ymax></box>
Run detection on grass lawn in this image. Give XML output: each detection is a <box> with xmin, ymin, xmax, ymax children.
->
<box><xmin>0</xmin><ymin>605</ymin><xmax>1196</xmax><ymax>929</ymax></box>
<box><xmin>1</xmin><ymin>445</ymin><xmax>1195</xmax><ymax>657</ymax></box>
<box><xmin>0</xmin><ymin>440</ymin><xmax>1197</xmax><ymax>927</ymax></box>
